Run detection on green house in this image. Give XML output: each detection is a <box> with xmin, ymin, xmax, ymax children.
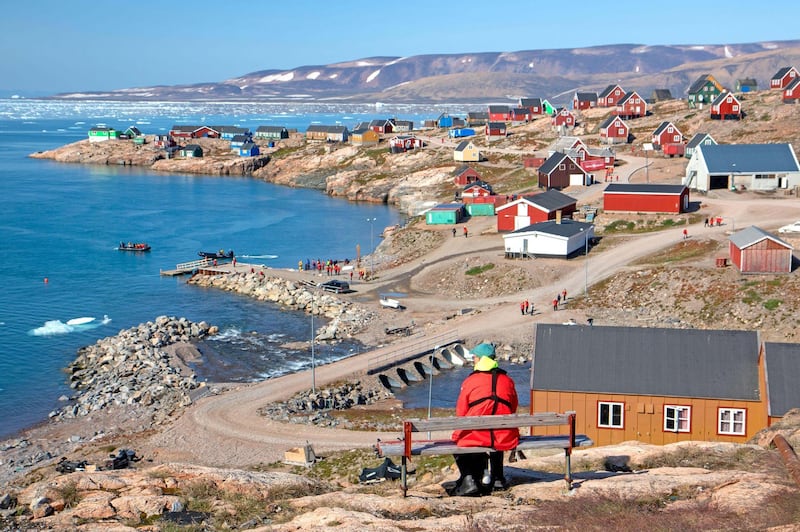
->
<box><xmin>466</xmin><ymin>203</ymin><xmax>495</xmax><ymax>216</ymax></box>
<box><xmin>88</xmin><ymin>126</ymin><xmax>121</xmax><ymax>142</ymax></box>
<box><xmin>542</xmin><ymin>99</ymin><xmax>557</xmax><ymax>116</ymax></box>
<box><xmin>687</xmin><ymin>74</ymin><xmax>724</xmax><ymax>108</ymax></box>
<box><xmin>425</xmin><ymin>203</ymin><xmax>465</xmax><ymax>225</ymax></box>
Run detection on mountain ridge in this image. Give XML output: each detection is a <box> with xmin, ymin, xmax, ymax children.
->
<box><xmin>53</xmin><ymin>40</ymin><xmax>800</xmax><ymax>104</ymax></box>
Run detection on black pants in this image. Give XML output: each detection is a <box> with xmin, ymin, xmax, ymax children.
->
<box><xmin>455</xmin><ymin>451</ymin><xmax>504</xmax><ymax>482</ymax></box>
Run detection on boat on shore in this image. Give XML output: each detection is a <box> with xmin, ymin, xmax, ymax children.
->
<box><xmin>199</xmin><ymin>249</ymin><xmax>234</xmax><ymax>259</ymax></box>
<box><xmin>118</xmin><ymin>242</ymin><xmax>151</xmax><ymax>252</ymax></box>
<box><xmin>379</xmin><ymin>294</ymin><xmax>403</xmax><ymax>310</ymax></box>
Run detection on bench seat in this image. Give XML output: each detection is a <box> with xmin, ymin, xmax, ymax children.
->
<box><xmin>377</xmin><ymin>434</ymin><xmax>593</xmax><ymax>457</ymax></box>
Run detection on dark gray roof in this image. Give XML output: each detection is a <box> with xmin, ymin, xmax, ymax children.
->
<box><xmin>464</xmin><ymin>180</ymin><xmax>493</xmax><ymax>193</ymax></box>
<box><xmin>604</xmin><ymin>183</ymin><xmax>686</xmax><ymax>195</ymax></box>
<box><xmin>488</xmin><ymin>105</ymin><xmax>510</xmax><ymax>113</ymax></box>
<box><xmin>512</xmin><ymin>218</ymin><xmax>592</xmax><ymax>237</ymax></box>
<box><xmin>599</xmin><ymin>115</ymin><xmax>625</xmax><ymax>129</ymax></box>
<box><xmin>687</xmin><ymin>133</ymin><xmax>715</xmax><ymax>149</ymax></box>
<box><xmin>533</xmin><ymin>324</ymin><xmax>761</xmax><ymax>400</ymax></box>
<box><xmin>454</xmin><ymin>140</ymin><xmax>473</xmax><ymax>152</ymax></box>
<box><xmin>688</xmin><ymin>74</ymin><xmax>715</xmax><ymax>94</ymax></box>
<box><xmin>599</xmin><ymin>84</ymin><xmax>622</xmax><ymax>98</ymax></box>
<box><xmin>467</xmin><ymin>111</ymin><xmax>489</xmax><ymax>119</ymax></box>
<box><xmin>527</xmin><ymin>190</ymin><xmax>578</xmax><ymax>211</ymax></box>
<box><xmin>653</xmin><ymin>121</ymin><xmax>675</xmax><ymax>136</ymax></box>
<box><xmin>575</xmin><ymin>92</ymin><xmax>597</xmax><ymax>101</ymax></box>
<box><xmin>256</xmin><ymin>125</ymin><xmax>288</xmax><ymax>133</ymax></box>
<box><xmin>652</xmin><ymin>89</ymin><xmax>673</xmax><ymax>100</ymax></box>
<box><xmin>520</xmin><ymin>97</ymin><xmax>542</xmax><ymax>107</ymax></box>
<box><xmin>698</xmin><ymin>144</ymin><xmax>800</xmax><ymax>173</ymax></box>
<box><xmin>711</xmin><ymin>91</ymin><xmax>739</xmax><ymax>106</ymax></box>
<box><xmin>729</xmin><ymin>226</ymin><xmax>791</xmax><ymax>249</ymax></box>
<box><xmin>538</xmin><ymin>152</ymin><xmax>571</xmax><ymax>175</ymax></box>
<box><xmin>764</xmin><ymin>342</ymin><xmax>800</xmax><ymax>417</ymax></box>
<box><xmin>772</xmin><ymin>66</ymin><xmax>795</xmax><ymax>80</ymax></box>
<box><xmin>487</xmin><ymin>121</ymin><xmax>507</xmax><ymax>130</ymax></box>
<box><xmin>213</xmin><ymin>126</ymin><xmax>249</xmax><ymax>134</ymax></box>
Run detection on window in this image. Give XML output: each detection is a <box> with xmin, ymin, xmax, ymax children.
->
<box><xmin>718</xmin><ymin>408</ymin><xmax>746</xmax><ymax>435</ymax></box>
<box><xmin>618</xmin><ymin>128</ymin><xmax>625</xmax><ymax>135</ymax></box>
<box><xmin>598</xmin><ymin>402</ymin><xmax>624</xmax><ymax>428</ymax></box>
<box><xmin>733</xmin><ymin>105</ymin><xmax>739</xmax><ymax>111</ymax></box>
<box><xmin>664</xmin><ymin>405</ymin><xmax>691</xmax><ymax>432</ymax></box>
<box><xmin>559</xmin><ymin>164</ymin><xmax>566</xmax><ymax>170</ymax></box>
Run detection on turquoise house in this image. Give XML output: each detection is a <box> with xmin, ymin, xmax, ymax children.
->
<box><xmin>426</xmin><ymin>203</ymin><xmax>465</xmax><ymax>225</ymax></box>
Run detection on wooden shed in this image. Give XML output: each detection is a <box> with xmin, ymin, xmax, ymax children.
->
<box><xmin>603</xmin><ymin>184</ymin><xmax>689</xmax><ymax>214</ymax></box>
<box><xmin>537</xmin><ymin>152</ymin><xmax>587</xmax><ymax>190</ymax></box>
<box><xmin>530</xmin><ymin>324</ymin><xmax>767</xmax><ymax>446</ymax></box>
<box><xmin>453</xmin><ymin>166</ymin><xmax>481</xmax><ymax>186</ymax></box>
<box><xmin>729</xmin><ymin>226</ymin><xmax>793</xmax><ymax>274</ymax></box>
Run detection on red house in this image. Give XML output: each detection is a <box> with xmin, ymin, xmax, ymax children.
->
<box><xmin>652</xmin><ymin>121</ymin><xmax>683</xmax><ymax>148</ymax></box>
<box><xmin>485</xmin><ymin>122</ymin><xmax>507</xmax><ymax>139</ymax></box>
<box><xmin>598</xmin><ymin>116</ymin><xmax>629</xmax><ymax>145</ymax></box>
<box><xmin>453</xmin><ymin>166</ymin><xmax>482</xmax><ymax>186</ymax></box>
<box><xmin>710</xmin><ymin>91</ymin><xmax>742</xmax><ymax>120</ymax></box>
<box><xmin>496</xmin><ymin>190</ymin><xmax>578</xmax><ymax>231</ymax></box>
<box><xmin>615</xmin><ymin>91</ymin><xmax>647</xmax><ymax>119</ymax></box>
<box><xmin>603</xmin><ymin>184</ymin><xmax>689</xmax><ymax>214</ymax></box>
<box><xmin>572</xmin><ymin>91</ymin><xmax>597</xmax><ymax>110</ymax></box>
<box><xmin>488</xmin><ymin>105</ymin><xmax>511</xmax><ymax>122</ymax></box>
<box><xmin>783</xmin><ymin>78</ymin><xmax>800</xmax><ymax>104</ymax></box>
<box><xmin>770</xmin><ymin>66</ymin><xmax>799</xmax><ymax>89</ymax></box>
<box><xmin>462</xmin><ymin>180</ymin><xmax>494</xmax><ymax>201</ymax></box>
<box><xmin>169</xmin><ymin>125</ymin><xmax>220</xmax><ymax>138</ymax></box>
<box><xmin>551</xmin><ymin>108</ymin><xmax>576</xmax><ymax>128</ymax></box>
<box><xmin>369</xmin><ymin>119</ymin><xmax>394</xmax><ymax>134</ymax></box>
<box><xmin>729</xmin><ymin>226</ymin><xmax>793</xmax><ymax>273</ymax></box>
<box><xmin>510</xmin><ymin>108</ymin><xmax>532</xmax><ymax>124</ymax></box>
<box><xmin>519</xmin><ymin>97</ymin><xmax>543</xmax><ymax>115</ymax></box>
<box><xmin>598</xmin><ymin>84</ymin><xmax>626</xmax><ymax>107</ymax></box>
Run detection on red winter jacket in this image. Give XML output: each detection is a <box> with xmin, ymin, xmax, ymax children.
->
<box><xmin>452</xmin><ymin>368</ymin><xmax>519</xmax><ymax>450</ymax></box>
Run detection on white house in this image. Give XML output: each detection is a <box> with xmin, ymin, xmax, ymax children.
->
<box><xmin>684</xmin><ymin>143</ymin><xmax>800</xmax><ymax>192</ymax></box>
<box><xmin>503</xmin><ymin>219</ymin><xmax>594</xmax><ymax>259</ymax></box>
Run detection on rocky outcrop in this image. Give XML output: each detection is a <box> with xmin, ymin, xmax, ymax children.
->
<box><xmin>58</xmin><ymin>316</ymin><xmax>217</xmax><ymax>423</ymax></box>
<box><xmin>187</xmin><ymin>270</ymin><xmax>376</xmax><ymax>340</ymax></box>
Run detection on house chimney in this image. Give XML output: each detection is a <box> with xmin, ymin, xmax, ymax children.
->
<box><xmin>556</xmin><ymin>209</ymin><xmax>562</xmax><ymax>224</ymax></box>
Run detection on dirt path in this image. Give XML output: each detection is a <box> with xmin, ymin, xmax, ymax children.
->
<box><xmin>134</xmin><ymin>187</ymin><xmax>800</xmax><ymax>469</ymax></box>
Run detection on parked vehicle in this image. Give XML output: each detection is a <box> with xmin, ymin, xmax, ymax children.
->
<box><xmin>319</xmin><ymin>280</ymin><xmax>350</xmax><ymax>293</ymax></box>
<box><xmin>778</xmin><ymin>221</ymin><xmax>800</xmax><ymax>234</ymax></box>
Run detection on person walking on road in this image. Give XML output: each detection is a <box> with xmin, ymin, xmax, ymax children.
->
<box><xmin>552</xmin><ymin>298</ymin><xmax>558</xmax><ymax>311</ymax></box>
<box><xmin>683</xmin><ymin>228</ymin><xmax>688</xmax><ymax>240</ymax></box>
<box><xmin>463</xmin><ymin>226</ymin><xmax>469</xmax><ymax>238</ymax></box>
<box><xmin>452</xmin><ymin>227</ymin><xmax>457</xmax><ymax>237</ymax></box>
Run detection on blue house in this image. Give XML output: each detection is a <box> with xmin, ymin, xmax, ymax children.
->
<box><xmin>215</xmin><ymin>126</ymin><xmax>250</xmax><ymax>140</ymax></box>
<box><xmin>437</xmin><ymin>113</ymin><xmax>454</xmax><ymax>128</ymax></box>
<box><xmin>230</xmin><ymin>134</ymin><xmax>250</xmax><ymax>149</ymax></box>
<box><xmin>238</xmin><ymin>142</ymin><xmax>260</xmax><ymax>157</ymax></box>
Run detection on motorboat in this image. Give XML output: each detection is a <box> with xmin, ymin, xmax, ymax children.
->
<box><xmin>66</xmin><ymin>317</ymin><xmax>95</xmax><ymax>326</ymax></box>
<box><xmin>118</xmin><ymin>242</ymin><xmax>151</xmax><ymax>251</ymax></box>
<box><xmin>198</xmin><ymin>249</ymin><xmax>234</xmax><ymax>259</ymax></box>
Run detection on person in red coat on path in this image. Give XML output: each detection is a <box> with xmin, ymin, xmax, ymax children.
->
<box><xmin>450</xmin><ymin>343</ymin><xmax>519</xmax><ymax>496</ymax></box>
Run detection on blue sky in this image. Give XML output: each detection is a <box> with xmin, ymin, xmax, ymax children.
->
<box><xmin>2</xmin><ymin>0</ymin><xmax>799</xmax><ymax>95</ymax></box>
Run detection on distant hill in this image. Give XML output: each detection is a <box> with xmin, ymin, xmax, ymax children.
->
<box><xmin>54</xmin><ymin>41</ymin><xmax>800</xmax><ymax>105</ymax></box>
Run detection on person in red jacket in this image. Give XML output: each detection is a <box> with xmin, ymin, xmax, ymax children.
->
<box><xmin>450</xmin><ymin>343</ymin><xmax>519</xmax><ymax>496</ymax></box>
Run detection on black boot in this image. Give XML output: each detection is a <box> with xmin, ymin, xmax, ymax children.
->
<box><xmin>453</xmin><ymin>475</ymin><xmax>479</xmax><ymax>496</ymax></box>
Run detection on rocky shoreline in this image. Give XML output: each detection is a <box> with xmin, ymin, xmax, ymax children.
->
<box><xmin>187</xmin><ymin>270</ymin><xmax>375</xmax><ymax>341</ymax></box>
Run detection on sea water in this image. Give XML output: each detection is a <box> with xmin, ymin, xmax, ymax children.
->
<box><xmin>0</xmin><ymin>99</ymin><xmax>455</xmax><ymax>439</ymax></box>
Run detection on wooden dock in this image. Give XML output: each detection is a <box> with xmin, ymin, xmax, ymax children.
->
<box><xmin>160</xmin><ymin>258</ymin><xmax>212</xmax><ymax>276</ymax></box>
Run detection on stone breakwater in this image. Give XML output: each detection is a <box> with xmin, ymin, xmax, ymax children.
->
<box><xmin>187</xmin><ymin>270</ymin><xmax>375</xmax><ymax>340</ymax></box>
<box><xmin>58</xmin><ymin>316</ymin><xmax>217</xmax><ymax>424</ymax></box>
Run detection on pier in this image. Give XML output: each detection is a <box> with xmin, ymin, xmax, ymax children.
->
<box><xmin>160</xmin><ymin>258</ymin><xmax>212</xmax><ymax>276</ymax></box>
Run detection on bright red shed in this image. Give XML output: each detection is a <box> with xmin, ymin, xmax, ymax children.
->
<box><xmin>603</xmin><ymin>183</ymin><xmax>689</xmax><ymax>214</ymax></box>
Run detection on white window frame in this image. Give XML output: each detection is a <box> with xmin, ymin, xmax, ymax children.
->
<box><xmin>718</xmin><ymin>408</ymin><xmax>746</xmax><ymax>435</ymax></box>
<box><xmin>664</xmin><ymin>405</ymin><xmax>691</xmax><ymax>433</ymax></box>
<box><xmin>598</xmin><ymin>401</ymin><xmax>624</xmax><ymax>428</ymax></box>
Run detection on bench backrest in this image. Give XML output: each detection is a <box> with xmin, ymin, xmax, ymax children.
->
<box><xmin>405</xmin><ymin>412</ymin><xmax>574</xmax><ymax>433</ymax></box>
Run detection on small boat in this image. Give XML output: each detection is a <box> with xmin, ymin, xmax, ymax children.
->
<box><xmin>118</xmin><ymin>242</ymin><xmax>151</xmax><ymax>252</ymax></box>
<box><xmin>198</xmin><ymin>249</ymin><xmax>235</xmax><ymax>259</ymax></box>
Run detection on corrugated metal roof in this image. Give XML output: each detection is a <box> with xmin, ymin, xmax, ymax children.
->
<box><xmin>728</xmin><ymin>226</ymin><xmax>791</xmax><ymax>249</ymax></box>
<box><xmin>698</xmin><ymin>144</ymin><xmax>800</xmax><ymax>173</ymax></box>
<box><xmin>764</xmin><ymin>342</ymin><xmax>800</xmax><ymax>417</ymax></box>
<box><xmin>533</xmin><ymin>324</ymin><xmax>761</xmax><ymax>401</ymax></box>
<box><xmin>604</xmin><ymin>184</ymin><xmax>686</xmax><ymax>195</ymax></box>
<box><xmin>512</xmin><ymin>218</ymin><xmax>592</xmax><ymax>237</ymax></box>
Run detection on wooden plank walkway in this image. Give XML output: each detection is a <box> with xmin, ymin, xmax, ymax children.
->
<box><xmin>160</xmin><ymin>258</ymin><xmax>212</xmax><ymax>276</ymax></box>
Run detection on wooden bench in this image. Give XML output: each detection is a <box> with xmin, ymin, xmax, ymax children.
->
<box><xmin>375</xmin><ymin>412</ymin><xmax>593</xmax><ymax>495</ymax></box>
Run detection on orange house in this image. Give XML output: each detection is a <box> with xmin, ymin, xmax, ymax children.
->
<box><xmin>529</xmin><ymin>324</ymin><xmax>770</xmax><ymax>446</ymax></box>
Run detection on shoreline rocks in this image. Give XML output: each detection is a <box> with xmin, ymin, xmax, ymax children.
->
<box><xmin>57</xmin><ymin>316</ymin><xmax>217</xmax><ymax>424</ymax></box>
<box><xmin>187</xmin><ymin>270</ymin><xmax>376</xmax><ymax>341</ymax></box>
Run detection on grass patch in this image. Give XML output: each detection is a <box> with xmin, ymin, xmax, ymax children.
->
<box><xmin>764</xmin><ymin>299</ymin><xmax>782</xmax><ymax>310</ymax></box>
<box><xmin>742</xmin><ymin>289</ymin><xmax>763</xmax><ymax>305</ymax></box>
<box><xmin>55</xmin><ymin>480</ymin><xmax>81</xmax><ymax>509</ymax></box>
<box><xmin>466</xmin><ymin>263</ymin><xmax>495</xmax><ymax>275</ymax></box>
<box><xmin>632</xmin><ymin>239</ymin><xmax>719</xmax><ymax>265</ymax></box>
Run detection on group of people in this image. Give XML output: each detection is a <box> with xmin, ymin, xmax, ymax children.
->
<box><xmin>704</xmin><ymin>216</ymin><xmax>723</xmax><ymax>227</ymax></box>
<box><xmin>520</xmin><ymin>289</ymin><xmax>568</xmax><ymax>315</ymax></box>
<box><xmin>451</xmin><ymin>226</ymin><xmax>469</xmax><ymax>238</ymax></box>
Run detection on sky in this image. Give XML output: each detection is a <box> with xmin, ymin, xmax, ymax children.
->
<box><xmin>2</xmin><ymin>0</ymin><xmax>799</xmax><ymax>96</ymax></box>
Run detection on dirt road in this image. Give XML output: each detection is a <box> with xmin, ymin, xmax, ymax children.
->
<box><xmin>139</xmin><ymin>184</ymin><xmax>800</xmax><ymax>469</ymax></box>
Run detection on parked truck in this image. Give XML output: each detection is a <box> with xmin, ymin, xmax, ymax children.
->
<box><xmin>448</xmin><ymin>128</ymin><xmax>475</xmax><ymax>139</ymax></box>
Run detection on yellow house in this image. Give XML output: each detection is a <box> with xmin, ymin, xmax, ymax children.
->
<box><xmin>351</xmin><ymin>128</ymin><xmax>380</xmax><ymax>146</ymax></box>
<box><xmin>454</xmin><ymin>140</ymin><xmax>480</xmax><ymax>162</ymax></box>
